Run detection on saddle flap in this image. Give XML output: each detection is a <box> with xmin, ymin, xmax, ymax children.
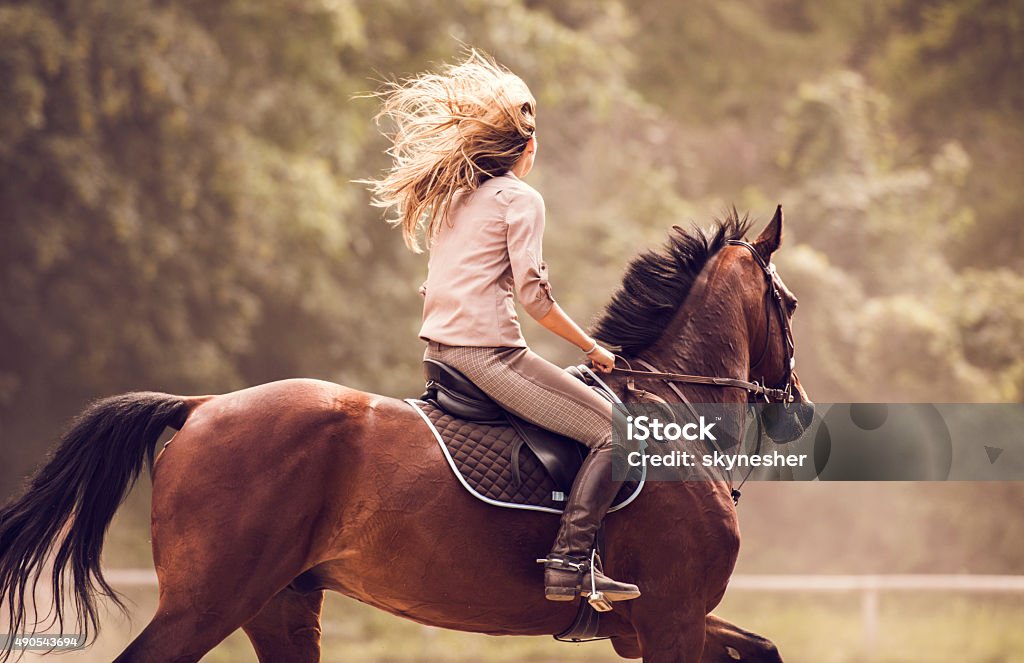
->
<box><xmin>506</xmin><ymin>416</ymin><xmax>585</xmax><ymax>494</ymax></box>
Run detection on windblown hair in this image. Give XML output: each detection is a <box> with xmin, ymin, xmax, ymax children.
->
<box><xmin>362</xmin><ymin>51</ymin><xmax>537</xmax><ymax>252</ymax></box>
<box><xmin>591</xmin><ymin>212</ymin><xmax>752</xmax><ymax>355</ymax></box>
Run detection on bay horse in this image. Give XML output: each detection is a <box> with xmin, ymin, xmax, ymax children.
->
<box><xmin>0</xmin><ymin>207</ymin><xmax>812</xmax><ymax>662</ymax></box>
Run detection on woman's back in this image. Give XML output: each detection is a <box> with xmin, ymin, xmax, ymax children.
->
<box><xmin>420</xmin><ymin>172</ymin><xmax>553</xmax><ymax>348</ymax></box>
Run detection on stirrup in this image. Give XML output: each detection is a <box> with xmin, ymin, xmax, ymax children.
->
<box><xmin>582</xmin><ymin>549</ymin><xmax>613</xmax><ymax>612</ymax></box>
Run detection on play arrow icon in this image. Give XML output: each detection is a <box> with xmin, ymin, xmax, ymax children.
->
<box><xmin>984</xmin><ymin>446</ymin><xmax>1003</xmax><ymax>464</ymax></box>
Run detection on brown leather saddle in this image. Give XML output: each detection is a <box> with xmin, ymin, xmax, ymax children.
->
<box><xmin>407</xmin><ymin>359</ymin><xmax>642</xmax><ymax>514</ymax></box>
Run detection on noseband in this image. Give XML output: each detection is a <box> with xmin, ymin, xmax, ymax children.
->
<box><xmin>610</xmin><ymin>239</ymin><xmax>797</xmax><ymax>405</ymax></box>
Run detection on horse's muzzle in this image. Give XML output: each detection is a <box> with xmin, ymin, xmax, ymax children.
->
<box><xmin>762</xmin><ymin>400</ymin><xmax>815</xmax><ymax>444</ymax></box>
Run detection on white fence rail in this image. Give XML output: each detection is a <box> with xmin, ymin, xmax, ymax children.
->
<box><xmin>731</xmin><ymin>574</ymin><xmax>1024</xmax><ymax>658</ymax></box>
<box><xmin>104</xmin><ymin>571</ymin><xmax>1024</xmax><ymax>659</ymax></box>
<box><xmin>728</xmin><ymin>573</ymin><xmax>1024</xmax><ymax>592</ymax></box>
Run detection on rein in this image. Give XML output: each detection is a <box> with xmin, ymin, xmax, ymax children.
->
<box><xmin>610</xmin><ymin>364</ymin><xmax>793</xmax><ymax>404</ymax></box>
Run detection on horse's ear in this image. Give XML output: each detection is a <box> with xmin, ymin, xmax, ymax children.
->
<box><xmin>753</xmin><ymin>205</ymin><xmax>783</xmax><ymax>262</ymax></box>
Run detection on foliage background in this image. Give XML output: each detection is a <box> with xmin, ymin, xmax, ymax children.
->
<box><xmin>1</xmin><ymin>0</ymin><xmax>1022</xmax><ymax>660</ymax></box>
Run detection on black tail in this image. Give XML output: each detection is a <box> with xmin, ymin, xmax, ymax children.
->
<box><xmin>0</xmin><ymin>392</ymin><xmax>192</xmax><ymax>660</ymax></box>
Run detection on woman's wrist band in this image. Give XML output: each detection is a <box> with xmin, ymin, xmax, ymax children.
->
<box><xmin>582</xmin><ymin>340</ymin><xmax>598</xmax><ymax>355</ymax></box>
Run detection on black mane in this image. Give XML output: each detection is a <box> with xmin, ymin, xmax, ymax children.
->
<box><xmin>590</xmin><ymin>212</ymin><xmax>752</xmax><ymax>355</ymax></box>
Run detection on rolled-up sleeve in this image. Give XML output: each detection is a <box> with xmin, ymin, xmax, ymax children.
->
<box><xmin>505</xmin><ymin>189</ymin><xmax>556</xmax><ymax>320</ymax></box>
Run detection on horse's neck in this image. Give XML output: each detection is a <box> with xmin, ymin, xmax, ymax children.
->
<box><xmin>619</xmin><ymin>267</ymin><xmax>752</xmax><ymax>406</ymax></box>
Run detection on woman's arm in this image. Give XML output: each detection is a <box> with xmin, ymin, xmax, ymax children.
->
<box><xmin>537</xmin><ymin>303</ymin><xmax>616</xmax><ymax>373</ymax></box>
<box><xmin>504</xmin><ymin>188</ymin><xmax>616</xmax><ymax>372</ymax></box>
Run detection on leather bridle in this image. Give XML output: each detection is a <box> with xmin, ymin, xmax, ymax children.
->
<box><xmin>728</xmin><ymin>238</ymin><xmax>796</xmax><ymax>403</ymax></box>
<box><xmin>608</xmin><ymin>239</ymin><xmax>799</xmax><ymax>504</ymax></box>
<box><xmin>611</xmin><ymin>238</ymin><xmax>797</xmax><ymax>406</ymax></box>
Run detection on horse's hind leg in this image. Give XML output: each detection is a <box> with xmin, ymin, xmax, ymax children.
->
<box><xmin>113</xmin><ymin>547</ymin><xmax>298</xmax><ymax>662</ymax></box>
<box><xmin>242</xmin><ymin>586</ymin><xmax>325</xmax><ymax>663</ymax></box>
<box><xmin>113</xmin><ymin>591</ymin><xmax>262</xmax><ymax>663</ymax></box>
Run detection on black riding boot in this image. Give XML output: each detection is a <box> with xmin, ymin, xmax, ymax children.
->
<box><xmin>538</xmin><ymin>446</ymin><xmax>640</xmax><ymax>607</ymax></box>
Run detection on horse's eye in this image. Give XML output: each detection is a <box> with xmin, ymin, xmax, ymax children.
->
<box><xmin>788</xmin><ymin>299</ymin><xmax>799</xmax><ymax>314</ymax></box>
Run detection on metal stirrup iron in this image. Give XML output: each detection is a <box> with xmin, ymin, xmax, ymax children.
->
<box><xmin>586</xmin><ymin>548</ymin><xmax>612</xmax><ymax>612</ymax></box>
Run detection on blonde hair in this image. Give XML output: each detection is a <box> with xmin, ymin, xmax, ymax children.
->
<box><xmin>362</xmin><ymin>51</ymin><xmax>537</xmax><ymax>253</ymax></box>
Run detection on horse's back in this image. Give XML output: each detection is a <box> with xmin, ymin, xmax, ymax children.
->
<box><xmin>149</xmin><ymin>378</ymin><xmax>437</xmax><ymax>580</ymax></box>
<box><xmin>164</xmin><ymin>378</ymin><xmax>418</xmax><ymax>449</ymax></box>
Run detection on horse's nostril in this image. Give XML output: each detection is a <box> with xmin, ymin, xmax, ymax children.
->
<box><xmin>799</xmin><ymin>403</ymin><xmax>815</xmax><ymax>426</ymax></box>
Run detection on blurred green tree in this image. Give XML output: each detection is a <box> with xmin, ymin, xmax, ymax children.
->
<box><xmin>871</xmin><ymin>0</ymin><xmax>1024</xmax><ymax>266</ymax></box>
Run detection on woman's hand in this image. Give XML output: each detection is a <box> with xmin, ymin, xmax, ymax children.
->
<box><xmin>587</xmin><ymin>344</ymin><xmax>616</xmax><ymax>374</ymax></box>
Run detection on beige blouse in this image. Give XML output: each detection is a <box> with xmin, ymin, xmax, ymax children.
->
<box><xmin>418</xmin><ymin>172</ymin><xmax>556</xmax><ymax>347</ymax></box>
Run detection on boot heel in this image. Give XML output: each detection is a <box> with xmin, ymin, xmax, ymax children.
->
<box><xmin>544</xmin><ymin>586</ymin><xmax>578</xmax><ymax>601</ymax></box>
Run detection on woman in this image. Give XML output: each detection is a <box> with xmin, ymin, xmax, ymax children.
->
<box><xmin>364</xmin><ymin>52</ymin><xmax>640</xmax><ymax>605</ymax></box>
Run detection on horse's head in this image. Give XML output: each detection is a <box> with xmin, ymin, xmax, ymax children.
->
<box><xmin>592</xmin><ymin>207</ymin><xmax>813</xmax><ymax>443</ymax></box>
<box><xmin>720</xmin><ymin>206</ymin><xmax>813</xmax><ymax>443</ymax></box>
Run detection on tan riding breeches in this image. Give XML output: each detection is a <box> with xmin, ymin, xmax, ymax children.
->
<box><xmin>423</xmin><ymin>342</ymin><xmax>613</xmax><ymax>450</ymax></box>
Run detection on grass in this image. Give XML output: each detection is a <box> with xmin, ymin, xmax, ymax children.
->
<box><xmin>714</xmin><ymin>592</ymin><xmax>1024</xmax><ymax>663</ymax></box>
<box><xmin>15</xmin><ymin>585</ymin><xmax>1024</xmax><ymax>662</ymax></box>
